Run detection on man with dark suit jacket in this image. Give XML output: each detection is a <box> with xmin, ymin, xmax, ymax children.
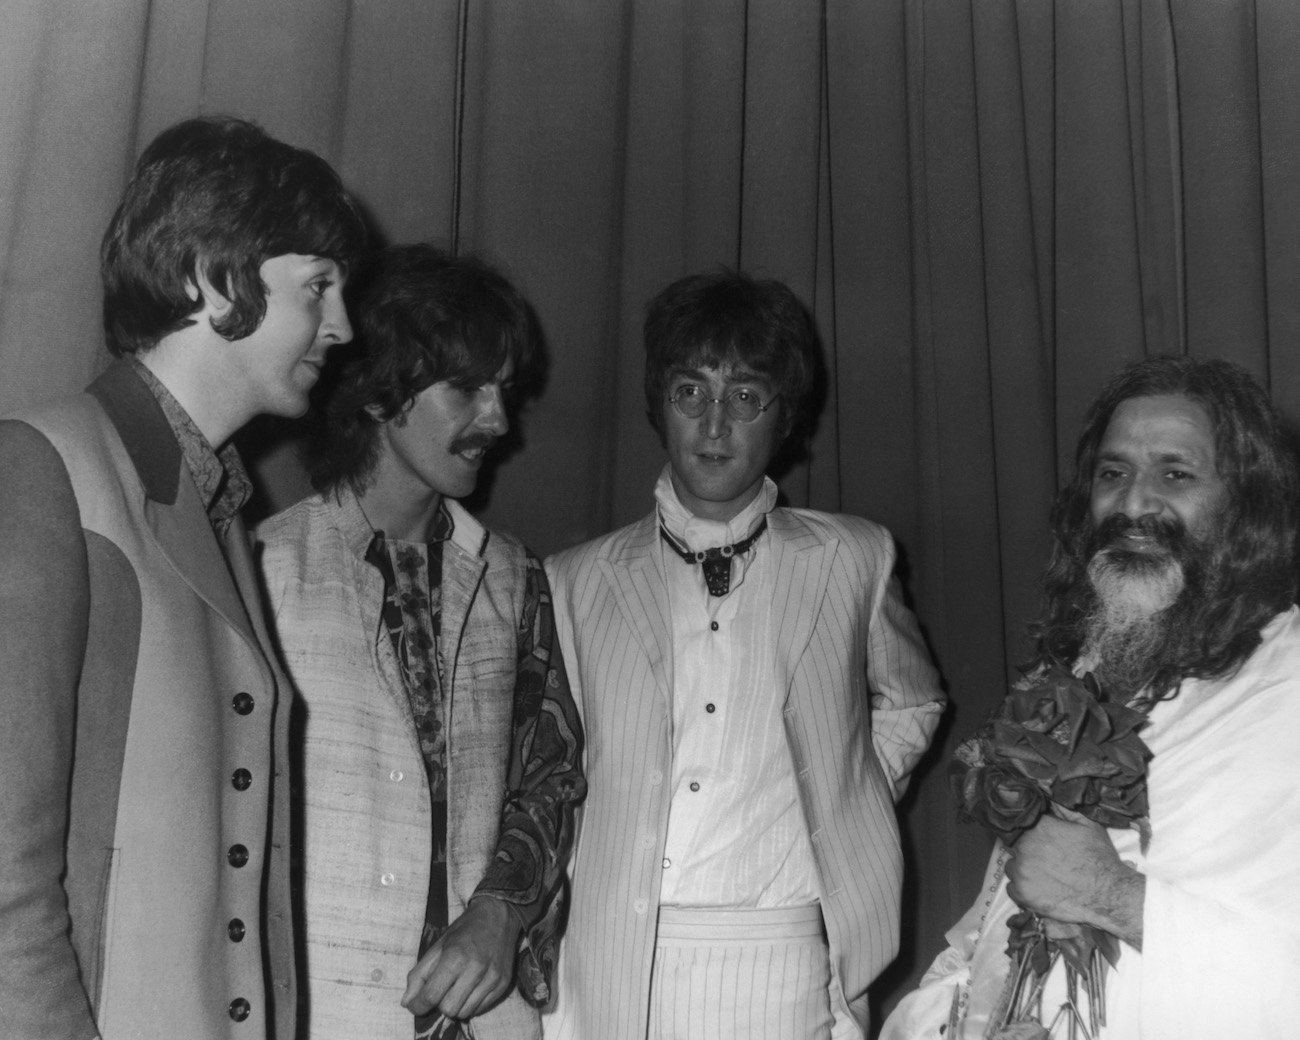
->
<box><xmin>542</xmin><ymin>270</ymin><xmax>946</xmax><ymax>1040</ymax></box>
<box><xmin>0</xmin><ymin>116</ymin><xmax>365</xmax><ymax>1040</ymax></box>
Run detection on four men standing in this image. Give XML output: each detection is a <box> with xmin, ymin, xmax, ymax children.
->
<box><xmin>2</xmin><ymin>113</ymin><xmax>1294</xmax><ymax>1040</ymax></box>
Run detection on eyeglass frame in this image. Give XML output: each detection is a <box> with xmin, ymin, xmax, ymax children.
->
<box><xmin>666</xmin><ymin>382</ymin><xmax>780</xmax><ymax>424</ymax></box>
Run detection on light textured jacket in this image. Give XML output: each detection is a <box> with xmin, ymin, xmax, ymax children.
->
<box><xmin>543</xmin><ymin>507</ymin><xmax>945</xmax><ymax>1039</ymax></box>
<box><xmin>0</xmin><ymin>361</ymin><xmax>296</xmax><ymax>1040</ymax></box>
<box><xmin>256</xmin><ymin>489</ymin><xmax>583</xmax><ymax>1040</ymax></box>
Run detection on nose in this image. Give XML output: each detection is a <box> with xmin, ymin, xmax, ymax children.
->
<box><xmin>701</xmin><ymin>397</ymin><xmax>730</xmax><ymax>439</ymax></box>
<box><xmin>1116</xmin><ymin>473</ymin><xmax>1164</xmax><ymax>520</ymax></box>
<box><xmin>476</xmin><ymin>384</ymin><xmax>509</xmax><ymax>436</ymax></box>
<box><xmin>322</xmin><ymin>289</ymin><xmax>353</xmax><ymax>347</ymax></box>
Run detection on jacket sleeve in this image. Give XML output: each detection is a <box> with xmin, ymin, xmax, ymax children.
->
<box><xmin>862</xmin><ymin>525</ymin><xmax>946</xmax><ymax>798</ymax></box>
<box><xmin>472</xmin><ymin>551</ymin><xmax>587</xmax><ymax>1002</ymax></box>
<box><xmin>0</xmin><ymin>420</ymin><xmax>100</xmax><ymax>1039</ymax></box>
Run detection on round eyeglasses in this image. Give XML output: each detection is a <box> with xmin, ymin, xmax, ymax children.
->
<box><xmin>667</xmin><ymin>384</ymin><xmax>778</xmax><ymax>424</ymax></box>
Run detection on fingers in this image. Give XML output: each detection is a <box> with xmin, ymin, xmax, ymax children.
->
<box><xmin>401</xmin><ymin>938</ymin><xmax>513</xmax><ymax>1020</ymax></box>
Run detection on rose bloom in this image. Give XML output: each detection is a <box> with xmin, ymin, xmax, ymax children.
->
<box><xmin>962</xmin><ymin>763</ymin><xmax>1049</xmax><ymax>841</ymax></box>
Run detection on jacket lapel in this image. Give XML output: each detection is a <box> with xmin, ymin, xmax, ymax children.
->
<box><xmin>599</xmin><ymin>514</ymin><xmax>673</xmax><ymax>704</ymax></box>
<box><xmin>90</xmin><ymin>361</ymin><xmax>258</xmax><ymax>648</ymax></box>
<box><xmin>767</xmin><ymin>509</ymin><xmax>835</xmax><ymax>704</ymax></box>
<box><xmin>439</xmin><ymin>502</ymin><xmax>490</xmax><ymax>692</ymax></box>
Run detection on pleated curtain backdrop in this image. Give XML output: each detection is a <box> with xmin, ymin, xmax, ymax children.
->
<box><xmin>3</xmin><ymin>0</ymin><xmax>1299</xmax><ymax>1029</ymax></box>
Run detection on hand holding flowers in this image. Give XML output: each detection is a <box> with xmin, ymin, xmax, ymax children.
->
<box><xmin>950</xmin><ymin>663</ymin><xmax>1153</xmax><ymax>1038</ymax></box>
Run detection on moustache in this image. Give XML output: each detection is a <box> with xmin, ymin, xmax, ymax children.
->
<box><xmin>1087</xmin><ymin>513</ymin><xmax>1189</xmax><ymax>556</ymax></box>
<box><xmin>449</xmin><ymin>432</ymin><xmax>496</xmax><ymax>455</ymax></box>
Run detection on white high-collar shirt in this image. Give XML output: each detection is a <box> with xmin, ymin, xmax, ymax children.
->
<box><xmin>653</xmin><ymin>466</ymin><xmax>819</xmax><ymax>908</ymax></box>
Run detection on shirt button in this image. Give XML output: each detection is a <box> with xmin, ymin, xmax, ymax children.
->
<box><xmin>227</xmin><ymin>844</ymin><xmax>249</xmax><ymax>868</ymax></box>
<box><xmin>228</xmin><ymin>918</ymin><xmax>246</xmax><ymax>942</ymax></box>
<box><xmin>229</xmin><ymin>997</ymin><xmax>251</xmax><ymax>1022</ymax></box>
<box><xmin>380</xmin><ymin>872</ymin><xmax>395</xmax><ymax>886</ymax></box>
<box><xmin>371</xmin><ymin>968</ymin><xmax>384</xmax><ymax>982</ymax></box>
<box><xmin>232</xmin><ymin>692</ymin><xmax>254</xmax><ymax>715</ymax></box>
<box><xmin>649</xmin><ymin>770</ymin><xmax>664</xmax><ymax>786</ymax></box>
<box><xmin>389</xmin><ymin>770</ymin><xmax>404</xmax><ymax>782</ymax></box>
<box><xmin>705</xmin><ymin>703</ymin><xmax>716</xmax><ymax>713</ymax></box>
<box><xmin>640</xmin><ymin>834</ymin><xmax>654</xmax><ymax>850</ymax></box>
<box><xmin>689</xmin><ymin>781</ymin><xmax>700</xmax><ymax>792</ymax></box>
<box><xmin>231</xmin><ymin>768</ymin><xmax>252</xmax><ymax>791</ymax></box>
<box><xmin>633</xmin><ymin>898</ymin><xmax>648</xmax><ymax>914</ymax></box>
<box><xmin>662</xmin><ymin>857</ymin><xmax>672</xmax><ymax>869</ymax></box>
<box><xmin>710</xmin><ymin>621</ymin><xmax>719</xmax><ymax>632</ymax></box>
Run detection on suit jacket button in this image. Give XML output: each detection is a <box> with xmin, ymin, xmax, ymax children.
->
<box><xmin>231</xmin><ymin>768</ymin><xmax>252</xmax><ymax>791</ymax></box>
<box><xmin>232</xmin><ymin>692</ymin><xmax>255</xmax><ymax>715</ymax></box>
<box><xmin>229</xmin><ymin>997</ymin><xmax>251</xmax><ymax>1021</ymax></box>
<box><xmin>228</xmin><ymin>844</ymin><xmax>249</xmax><ymax>867</ymax></box>
<box><xmin>228</xmin><ymin>918</ymin><xmax>246</xmax><ymax>942</ymax></box>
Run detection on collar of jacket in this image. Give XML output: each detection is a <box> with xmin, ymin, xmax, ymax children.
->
<box><xmin>334</xmin><ymin>484</ymin><xmax>491</xmax><ymax>563</ymax></box>
<box><xmin>87</xmin><ymin>359</ymin><xmax>183</xmax><ymax>505</ymax></box>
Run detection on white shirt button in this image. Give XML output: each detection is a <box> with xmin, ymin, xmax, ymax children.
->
<box><xmin>370</xmin><ymin>968</ymin><xmax>384</xmax><ymax>982</ymax></box>
<box><xmin>662</xmin><ymin>857</ymin><xmax>672</xmax><ymax>869</ymax></box>
<box><xmin>389</xmin><ymin>770</ymin><xmax>404</xmax><ymax>782</ymax></box>
<box><xmin>633</xmin><ymin>898</ymin><xmax>648</xmax><ymax>914</ymax></box>
<box><xmin>640</xmin><ymin>834</ymin><xmax>655</xmax><ymax>850</ymax></box>
<box><xmin>649</xmin><ymin>770</ymin><xmax>664</xmax><ymax>785</ymax></box>
<box><xmin>380</xmin><ymin>872</ymin><xmax>395</xmax><ymax>886</ymax></box>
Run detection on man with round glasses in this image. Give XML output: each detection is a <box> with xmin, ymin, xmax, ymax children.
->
<box><xmin>542</xmin><ymin>269</ymin><xmax>945</xmax><ymax>1039</ymax></box>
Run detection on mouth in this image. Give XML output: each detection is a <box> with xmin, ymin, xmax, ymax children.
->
<box><xmin>451</xmin><ymin>436</ymin><xmax>495</xmax><ymax>463</ymax></box>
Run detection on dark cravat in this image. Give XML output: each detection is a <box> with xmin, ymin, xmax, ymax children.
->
<box><xmin>659</xmin><ymin>517</ymin><xmax>768</xmax><ymax>596</ymax></box>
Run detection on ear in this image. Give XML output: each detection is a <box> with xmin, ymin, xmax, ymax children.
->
<box><xmin>190</xmin><ymin>265</ymin><xmax>234</xmax><ymax>321</ymax></box>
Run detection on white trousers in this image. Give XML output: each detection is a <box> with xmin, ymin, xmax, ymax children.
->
<box><xmin>648</xmin><ymin>905</ymin><xmax>855</xmax><ymax>1040</ymax></box>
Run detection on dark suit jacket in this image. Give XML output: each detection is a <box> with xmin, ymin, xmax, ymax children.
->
<box><xmin>0</xmin><ymin>361</ymin><xmax>296</xmax><ymax>1040</ymax></box>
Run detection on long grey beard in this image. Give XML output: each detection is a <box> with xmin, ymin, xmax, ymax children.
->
<box><xmin>1079</xmin><ymin>548</ymin><xmax>1186</xmax><ymax>699</ymax></box>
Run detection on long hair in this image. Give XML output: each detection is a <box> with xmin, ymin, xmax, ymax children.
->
<box><xmin>304</xmin><ymin>243</ymin><xmax>537</xmax><ymax>495</ymax></box>
<box><xmin>1034</xmin><ymin>355</ymin><xmax>1298</xmax><ymax>698</ymax></box>
<box><xmin>102</xmin><ymin>117</ymin><xmax>366</xmax><ymax>355</ymax></box>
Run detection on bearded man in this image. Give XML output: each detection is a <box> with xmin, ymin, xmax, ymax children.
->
<box><xmin>882</xmin><ymin>355</ymin><xmax>1300</xmax><ymax>1039</ymax></box>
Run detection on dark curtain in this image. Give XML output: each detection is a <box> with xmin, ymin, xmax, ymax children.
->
<box><xmin>3</xmin><ymin>0</ymin><xmax>1297</xmax><ymax>1027</ymax></box>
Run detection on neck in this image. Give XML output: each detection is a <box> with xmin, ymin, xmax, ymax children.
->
<box><xmin>138</xmin><ymin>337</ymin><xmax>247</xmax><ymax>448</ymax></box>
<box><xmin>359</xmin><ymin>461</ymin><xmax>446</xmax><ymax>542</ymax></box>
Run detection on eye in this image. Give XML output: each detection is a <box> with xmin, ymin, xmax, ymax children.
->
<box><xmin>673</xmin><ymin>383</ymin><xmax>705</xmax><ymax>400</ymax></box>
<box><xmin>1164</xmin><ymin>469</ymin><xmax>1194</xmax><ymax>482</ymax></box>
<box><xmin>730</xmin><ymin>388</ymin><xmax>760</xmax><ymax>405</ymax></box>
<box><xmin>307</xmin><ymin>277</ymin><xmax>333</xmax><ymax>299</ymax></box>
<box><xmin>1092</xmin><ymin>466</ymin><xmax>1126</xmax><ymax>483</ymax></box>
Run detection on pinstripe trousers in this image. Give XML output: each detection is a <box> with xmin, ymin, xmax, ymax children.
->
<box><xmin>647</xmin><ymin>905</ymin><xmax>849</xmax><ymax>1040</ymax></box>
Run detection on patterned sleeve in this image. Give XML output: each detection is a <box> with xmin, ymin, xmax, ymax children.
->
<box><xmin>472</xmin><ymin>551</ymin><xmax>587</xmax><ymax>1004</ymax></box>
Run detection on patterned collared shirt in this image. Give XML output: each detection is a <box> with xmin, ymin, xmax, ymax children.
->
<box><xmin>127</xmin><ymin>356</ymin><xmax>251</xmax><ymax>534</ymax></box>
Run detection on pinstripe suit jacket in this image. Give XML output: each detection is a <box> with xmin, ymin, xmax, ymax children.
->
<box><xmin>542</xmin><ymin>506</ymin><xmax>945</xmax><ymax>1039</ymax></box>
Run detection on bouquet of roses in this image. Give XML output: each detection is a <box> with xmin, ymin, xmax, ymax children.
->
<box><xmin>950</xmin><ymin>663</ymin><xmax>1153</xmax><ymax>1039</ymax></box>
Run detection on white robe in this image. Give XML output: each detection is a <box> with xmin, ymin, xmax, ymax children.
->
<box><xmin>884</xmin><ymin>606</ymin><xmax>1300</xmax><ymax>1040</ymax></box>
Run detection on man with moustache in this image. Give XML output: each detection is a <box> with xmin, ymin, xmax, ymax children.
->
<box><xmin>882</xmin><ymin>355</ymin><xmax>1300</xmax><ymax>1039</ymax></box>
<box><xmin>255</xmin><ymin>245</ymin><xmax>585</xmax><ymax>1040</ymax></box>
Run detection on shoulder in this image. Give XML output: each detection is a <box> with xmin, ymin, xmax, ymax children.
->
<box><xmin>772</xmin><ymin>506</ymin><xmax>897</xmax><ymax>563</ymax></box>
<box><xmin>253</xmin><ymin>493</ymin><xmax>343</xmax><ymax>578</ymax></box>
<box><xmin>255</xmin><ymin>492</ymin><xmax>335</xmax><ymax>546</ymax></box>
<box><xmin>545</xmin><ymin>514</ymin><xmax>655</xmax><ymax>580</ymax></box>
<box><xmin>1242</xmin><ymin>607</ymin><xmax>1300</xmax><ymax>693</ymax></box>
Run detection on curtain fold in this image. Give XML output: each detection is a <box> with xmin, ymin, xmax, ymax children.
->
<box><xmin>2</xmin><ymin>0</ymin><xmax>1297</xmax><ymax>1028</ymax></box>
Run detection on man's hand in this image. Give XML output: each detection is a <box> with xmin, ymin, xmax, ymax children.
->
<box><xmin>1005</xmin><ymin>813</ymin><xmax>1146</xmax><ymax>949</ymax></box>
<box><xmin>401</xmin><ymin>896</ymin><xmax>523</xmax><ymax>1021</ymax></box>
